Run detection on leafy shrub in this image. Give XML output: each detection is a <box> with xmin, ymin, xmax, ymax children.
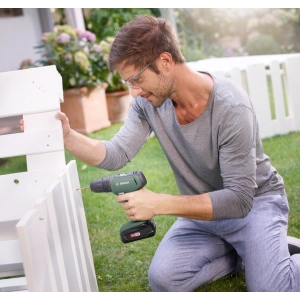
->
<box><xmin>86</xmin><ymin>8</ymin><xmax>157</xmax><ymax>42</ymax></box>
<box><xmin>244</xmin><ymin>34</ymin><xmax>282</xmax><ymax>55</ymax></box>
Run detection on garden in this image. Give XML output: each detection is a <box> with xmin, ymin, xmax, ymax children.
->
<box><xmin>2</xmin><ymin>8</ymin><xmax>300</xmax><ymax>292</ymax></box>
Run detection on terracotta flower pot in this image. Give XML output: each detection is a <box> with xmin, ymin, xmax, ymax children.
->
<box><xmin>61</xmin><ymin>85</ymin><xmax>111</xmax><ymax>134</ymax></box>
<box><xmin>105</xmin><ymin>90</ymin><xmax>132</xmax><ymax>123</ymax></box>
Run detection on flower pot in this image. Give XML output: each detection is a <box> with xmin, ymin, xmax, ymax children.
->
<box><xmin>105</xmin><ymin>90</ymin><xmax>132</xmax><ymax>123</ymax></box>
<box><xmin>61</xmin><ymin>86</ymin><xmax>111</xmax><ymax>134</ymax></box>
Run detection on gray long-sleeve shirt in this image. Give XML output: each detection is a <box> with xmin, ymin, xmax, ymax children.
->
<box><xmin>97</xmin><ymin>73</ymin><xmax>285</xmax><ymax>220</ymax></box>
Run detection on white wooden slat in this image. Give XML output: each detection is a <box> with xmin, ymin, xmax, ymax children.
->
<box><xmin>0</xmin><ymin>277</ymin><xmax>27</xmax><ymax>292</ymax></box>
<box><xmin>16</xmin><ymin>208</ymin><xmax>57</xmax><ymax>292</ymax></box>
<box><xmin>229</xmin><ymin>68</ymin><xmax>244</xmax><ymax>88</ymax></box>
<box><xmin>0</xmin><ymin>128</ymin><xmax>63</xmax><ymax>159</ymax></box>
<box><xmin>34</xmin><ymin>191</ymin><xmax>69</xmax><ymax>292</ymax></box>
<box><xmin>0</xmin><ymin>65</ymin><xmax>62</xmax><ymax>87</ymax></box>
<box><xmin>284</xmin><ymin>56</ymin><xmax>300</xmax><ymax>131</ymax></box>
<box><xmin>34</xmin><ymin>197</ymin><xmax>61</xmax><ymax>292</ymax></box>
<box><xmin>212</xmin><ymin>70</ymin><xmax>226</xmax><ymax>77</ymax></box>
<box><xmin>26</xmin><ymin>152</ymin><xmax>66</xmax><ymax>172</ymax></box>
<box><xmin>246</xmin><ymin>63</ymin><xmax>274</xmax><ymax>139</ymax></box>
<box><xmin>269</xmin><ymin>60</ymin><xmax>292</xmax><ymax>136</ymax></box>
<box><xmin>0</xmin><ymin>66</ymin><xmax>63</xmax><ymax>118</ymax></box>
<box><xmin>23</xmin><ymin>110</ymin><xmax>62</xmax><ymax>132</ymax></box>
<box><xmin>45</xmin><ymin>178</ymin><xmax>83</xmax><ymax>292</ymax></box>
<box><xmin>0</xmin><ymin>166</ymin><xmax>64</xmax><ymax>224</ymax></box>
<box><xmin>0</xmin><ymin>88</ymin><xmax>61</xmax><ymax>118</ymax></box>
<box><xmin>64</xmin><ymin>160</ymin><xmax>98</xmax><ymax>292</ymax></box>
<box><xmin>0</xmin><ymin>240</ymin><xmax>23</xmax><ymax>277</ymax></box>
<box><xmin>229</xmin><ymin>68</ymin><xmax>249</xmax><ymax>95</ymax></box>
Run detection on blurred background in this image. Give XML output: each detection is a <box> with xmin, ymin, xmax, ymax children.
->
<box><xmin>1</xmin><ymin>7</ymin><xmax>300</xmax><ymax>73</ymax></box>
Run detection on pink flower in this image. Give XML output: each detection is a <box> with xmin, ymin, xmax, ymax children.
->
<box><xmin>79</xmin><ymin>30</ymin><xmax>96</xmax><ymax>42</ymax></box>
<box><xmin>56</xmin><ymin>33</ymin><xmax>71</xmax><ymax>44</ymax></box>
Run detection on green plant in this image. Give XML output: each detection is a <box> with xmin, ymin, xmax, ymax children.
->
<box><xmin>244</xmin><ymin>34</ymin><xmax>282</xmax><ymax>55</ymax></box>
<box><xmin>32</xmin><ymin>24</ymin><xmax>112</xmax><ymax>90</ymax></box>
<box><xmin>105</xmin><ymin>70</ymin><xmax>128</xmax><ymax>93</ymax></box>
<box><xmin>86</xmin><ymin>8</ymin><xmax>157</xmax><ymax>42</ymax></box>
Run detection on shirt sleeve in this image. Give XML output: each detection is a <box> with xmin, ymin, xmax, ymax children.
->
<box><xmin>96</xmin><ymin>99</ymin><xmax>153</xmax><ymax>171</ymax></box>
<box><xmin>209</xmin><ymin>103</ymin><xmax>258</xmax><ymax>220</ymax></box>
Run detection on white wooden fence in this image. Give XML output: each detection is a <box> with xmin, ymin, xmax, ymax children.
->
<box><xmin>0</xmin><ymin>66</ymin><xmax>98</xmax><ymax>292</ymax></box>
<box><xmin>187</xmin><ymin>53</ymin><xmax>300</xmax><ymax>139</ymax></box>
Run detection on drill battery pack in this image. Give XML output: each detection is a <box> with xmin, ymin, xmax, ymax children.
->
<box><xmin>120</xmin><ymin>219</ymin><xmax>156</xmax><ymax>243</ymax></box>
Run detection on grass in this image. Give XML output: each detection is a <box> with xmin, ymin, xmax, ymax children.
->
<box><xmin>1</xmin><ymin>124</ymin><xmax>300</xmax><ymax>292</ymax></box>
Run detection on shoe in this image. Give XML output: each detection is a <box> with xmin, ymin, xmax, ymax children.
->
<box><xmin>287</xmin><ymin>236</ymin><xmax>300</xmax><ymax>255</ymax></box>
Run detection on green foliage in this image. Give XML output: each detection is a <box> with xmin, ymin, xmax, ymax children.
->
<box><xmin>86</xmin><ymin>8</ymin><xmax>156</xmax><ymax>42</ymax></box>
<box><xmin>105</xmin><ymin>70</ymin><xmax>128</xmax><ymax>93</ymax></box>
<box><xmin>28</xmin><ymin>25</ymin><xmax>113</xmax><ymax>90</ymax></box>
<box><xmin>52</xmin><ymin>8</ymin><xmax>67</xmax><ymax>26</ymax></box>
<box><xmin>244</xmin><ymin>34</ymin><xmax>282</xmax><ymax>55</ymax></box>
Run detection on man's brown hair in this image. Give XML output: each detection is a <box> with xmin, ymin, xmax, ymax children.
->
<box><xmin>108</xmin><ymin>14</ymin><xmax>185</xmax><ymax>74</ymax></box>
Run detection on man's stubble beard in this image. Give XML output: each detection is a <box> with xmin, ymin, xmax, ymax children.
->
<box><xmin>150</xmin><ymin>73</ymin><xmax>174</xmax><ymax>108</ymax></box>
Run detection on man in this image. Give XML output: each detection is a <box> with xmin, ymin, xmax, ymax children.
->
<box><xmin>21</xmin><ymin>14</ymin><xmax>300</xmax><ymax>292</ymax></box>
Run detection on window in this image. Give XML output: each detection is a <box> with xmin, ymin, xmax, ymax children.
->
<box><xmin>0</xmin><ymin>8</ymin><xmax>23</xmax><ymax>17</ymax></box>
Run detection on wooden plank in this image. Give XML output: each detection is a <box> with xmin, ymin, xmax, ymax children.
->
<box><xmin>269</xmin><ymin>60</ymin><xmax>293</xmax><ymax>135</ymax></box>
<box><xmin>0</xmin><ymin>65</ymin><xmax>62</xmax><ymax>88</ymax></box>
<box><xmin>284</xmin><ymin>56</ymin><xmax>300</xmax><ymax>130</ymax></box>
<box><xmin>16</xmin><ymin>208</ymin><xmax>57</xmax><ymax>292</ymax></box>
<box><xmin>0</xmin><ymin>128</ymin><xmax>63</xmax><ymax>159</ymax></box>
<box><xmin>37</xmin><ymin>182</ymin><xmax>70</xmax><ymax>292</ymax></box>
<box><xmin>23</xmin><ymin>111</ymin><xmax>62</xmax><ymax>132</ymax></box>
<box><xmin>0</xmin><ymin>277</ymin><xmax>27</xmax><ymax>292</ymax></box>
<box><xmin>45</xmin><ymin>178</ymin><xmax>83</xmax><ymax>291</ymax></box>
<box><xmin>246</xmin><ymin>63</ymin><xmax>273</xmax><ymax>139</ymax></box>
<box><xmin>34</xmin><ymin>197</ymin><xmax>61</xmax><ymax>292</ymax></box>
<box><xmin>26</xmin><ymin>152</ymin><xmax>66</xmax><ymax>172</ymax></box>
<box><xmin>64</xmin><ymin>160</ymin><xmax>98</xmax><ymax>292</ymax></box>
<box><xmin>0</xmin><ymin>66</ymin><xmax>63</xmax><ymax>118</ymax></box>
<box><xmin>229</xmin><ymin>68</ymin><xmax>244</xmax><ymax>88</ymax></box>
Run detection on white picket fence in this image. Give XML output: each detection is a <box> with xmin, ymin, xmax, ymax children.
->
<box><xmin>0</xmin><ymin>66</ymin><xmax>98</xmax><ymax>292</ymax></box>
<box><xmin>187</xmin><ymin>53</ymin><xmax>300</xmax><ymax>139</ymax></box>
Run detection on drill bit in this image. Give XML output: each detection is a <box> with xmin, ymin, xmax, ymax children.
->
<box><xmin>76</xmin><ymin>186</ymin><xmax>90</xmax><ymax>191</ymax></box>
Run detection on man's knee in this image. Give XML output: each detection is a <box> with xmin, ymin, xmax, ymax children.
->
<box><xmin>148</xmin><ymin>260</ymin><xmax>171</xmax><ymax>291</ymax></box>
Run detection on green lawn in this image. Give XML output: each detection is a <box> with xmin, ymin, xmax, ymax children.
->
<box><xmin>1</xmin><ymin>124</ymin><xmax>299</xmax><ymax>292</ymax></box>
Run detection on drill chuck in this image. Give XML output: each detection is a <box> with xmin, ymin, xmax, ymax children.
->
<box><xmin>90</xmin><ymin>176</ymin><xmax>111</xmax><ymax>193</ymax></box>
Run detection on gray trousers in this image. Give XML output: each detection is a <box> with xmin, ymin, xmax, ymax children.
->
<box><xmin>148</xmin><ymin>193</ymin><xmax>300</xmax><ymax>291</ymax></box>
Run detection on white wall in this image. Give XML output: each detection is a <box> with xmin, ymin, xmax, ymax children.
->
<box><xmin>0</xmin><ymin>8</ymin><xmax>43</xmax><ymax>73</ymax></box>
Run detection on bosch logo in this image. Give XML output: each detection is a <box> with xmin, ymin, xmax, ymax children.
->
<box><xmin>120</xmin><ymin>181</ymin><xmax>130</xmax><ymax>185</ymax></box>
<box><xmin>130</xmin><ymin>232</ymin><xmax>141</xmax><ymax>238</ymax></box>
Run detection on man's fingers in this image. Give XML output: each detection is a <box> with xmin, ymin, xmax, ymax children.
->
<box><xmin>19</xmin><ymin>119</ymin><xmax>24</xmax><ymax>132</ymax></box>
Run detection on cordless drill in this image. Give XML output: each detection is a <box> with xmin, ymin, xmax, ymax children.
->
<box><xmin>79</xmin><ymin>171</ymin><xmax>156</xmax><ymax>243</ymax></box>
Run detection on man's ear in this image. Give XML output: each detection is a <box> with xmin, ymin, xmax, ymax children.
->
<box><xmin>158</xmin><ymin>52</ymin><xmax>173</xmax><ymax>70</ymax></box>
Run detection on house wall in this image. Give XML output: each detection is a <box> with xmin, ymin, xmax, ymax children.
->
<box><xmin>0</xmin><ymin>8</ymin><xmax>43</xmax><ymax>73</ymax></box>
